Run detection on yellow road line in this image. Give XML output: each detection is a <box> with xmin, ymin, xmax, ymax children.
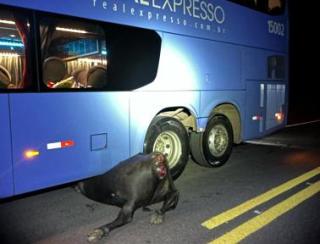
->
<box><xmin>202</xmin><ymin>167</ymin><xmax>320</xmax><ymax>229</ymax></box>
<box><xmin>209</xmin><ymin>180</ymin><xmax>320</xmax><ymax>244</ymax></box>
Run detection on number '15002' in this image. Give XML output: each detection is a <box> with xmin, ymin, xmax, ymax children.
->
<box><xmin>268</xmin><ymin>20</ymin><xmax>285</xmax><ymax>36</ymax></box>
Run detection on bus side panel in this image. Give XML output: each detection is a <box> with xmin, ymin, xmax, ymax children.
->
<box><xmin>200</xmin><ymin>91</ymin><xmax>245</xmax><ymax>116</ymax></box>
<box><xmin>0</xmin><ymin>95</ymin><xmax>14</xmax><ymax>198</ymax></box>
<box><xmin>1</xmin><ymin>0</ymin><xmax>288</xmax><ymax>53</ymax></box>
<box><xmin>242</xmin><ymin>48</ymin><xmax>288</xmax><ymax>139</ymax></box>
<box><xmin>144</xmin><ymin>33</ymin><xmax>244</xmax><ymax>91</ymax></box>
<box><xmin>10</xmin><ymin>93</ymin><xmax>129</xmax><ymax>195</ymax></box>
<box><xmin>199</xmin><ymin>90</ymin><xmax>245</xmax><ymax>127</ymax></box>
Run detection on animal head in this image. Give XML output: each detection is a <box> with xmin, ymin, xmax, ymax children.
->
<box><xmin>152</xmin><ymin>153</ymin><xmax>168</xmax><ymax>180</ymax></box>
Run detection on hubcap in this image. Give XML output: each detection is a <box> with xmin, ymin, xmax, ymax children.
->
<box><xmin>153</xmin><ymin>131</ymin><xmax>182</xmax><ymax>168</ymax></box>
<box><xmin>207</xmin><ymin>124</ymin><xmax>229</xmax><ymax>157</ymax></box>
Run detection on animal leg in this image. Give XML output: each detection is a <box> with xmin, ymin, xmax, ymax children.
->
<box><xmin>150</xmin><ymin>190</ymin><xmax>179</xmax><ymax>225</ymax></box>
<box><xmin>87</xmin><ymin>201</ymin><xmax>136</xmax><ymax>242</ymax></box>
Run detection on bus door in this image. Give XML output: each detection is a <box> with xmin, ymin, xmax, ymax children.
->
<box><xmin>0</xmin><ymin>94</ymin><xmax>14</xmax><ymax>198</ymax></box>
<box><xmin>10</xmin><ymin>92</ymin><xmax>130</xmax><ymax>195</ymax></box>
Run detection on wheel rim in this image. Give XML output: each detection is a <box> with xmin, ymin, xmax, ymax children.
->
<box><xmin>207</xmin><ymin>124</ymin><xmax>229</xmax><ymax>157</ymax></box>
<box><xmin>153</xmin><ymin>131</ymin><xmax>182</xmax><ymax>168</ymax></box>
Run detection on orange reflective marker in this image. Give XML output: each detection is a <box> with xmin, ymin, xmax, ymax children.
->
<box><xmin>24</xmin><ymin>150</ymin><xmax>40</xmax><ymax>159</ymax></box>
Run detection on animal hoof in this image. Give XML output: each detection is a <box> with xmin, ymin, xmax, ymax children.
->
<box><xmin>87</xmin><ymin>228</ymin><xmax>105</xmax><ymax>243</ymax></box>
<box><xmin>150</xmin><ymin>212</ymin><xmax>164</xmax><ymax>225</ymax></box>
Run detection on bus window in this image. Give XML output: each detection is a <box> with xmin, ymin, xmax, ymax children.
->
<box><xmin>105</xmin><ymin>25</ymin><xmax>161</xmax><ymax>91</ymax></box>
<box><xmin>0</xmin><ymin>9</ymin><xmax>30</xmax><ymax>90</ymax></box>
<box><xmin>39</xmin><ymin>16</ymin><xmax>107</xmax><ymax>89</ymax></box>
<box><xmin>229</xmin><ymin>0</ymin><xmax>285</xmax><ymax>15</ymax></box>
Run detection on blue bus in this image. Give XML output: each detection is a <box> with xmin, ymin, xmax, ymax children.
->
<box><xmin>0</xmin><ymin>0</ymin><xmax>288</xmax><ymax>198</ymax></box>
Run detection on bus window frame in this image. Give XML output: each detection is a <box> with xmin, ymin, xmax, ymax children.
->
<box><xmin>0</xmin><ymin>4</ymin><xmax>37</xmax><ymax>93</ymax></box>
<box><xmin>36</xmin><ymin>11</ymin><xmax>161</xmax><ymax>93</ymax></box>
<box><xmin>36</xmin><ymin>12</ymin><xmax>108</xmax><ymax>92</ymax></box>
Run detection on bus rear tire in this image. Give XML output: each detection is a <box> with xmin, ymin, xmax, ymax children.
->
<box><xmin>144</xmin><ymin>116</ymin><xmax>189</xmax><ymax>180</ymax></box>
<box><xmin>190</xmin><ymin>115</ymin><xmax>233</xmax><ymax>167</ymax></box>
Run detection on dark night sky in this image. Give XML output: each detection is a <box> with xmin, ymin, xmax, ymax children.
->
<box><xmin>288</xmin><ymin>2</ymin><xmax>319</xmax><ymax>124</ymax></box>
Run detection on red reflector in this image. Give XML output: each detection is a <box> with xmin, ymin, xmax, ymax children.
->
<box><xmin>61</xmin><ymin>140</ymin><xmax>75</xmax><ymax>148</ymax></box>
<box><xmin>47</xmin><ymin>81</ymin><xmax>55</xmax><ymax>88</ymax></box>
<box><xmin>252</xmin><ymin>115</ymin><xmax>263</xmax><ymax>121</ymax></box>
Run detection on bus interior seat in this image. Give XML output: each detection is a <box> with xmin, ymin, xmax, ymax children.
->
<box><xmin>87</xmin><ymin>65</ymin><xmax>107</xmax><ymax>88</ymax></box>
<box><xmin>43</xmin><ymin>57</ymin><xmax>67</xmax><ymax>87</ymax></box>
<box><xmin>71</xmin><ymin>68</ymin><xmax>88</xmax><ymax>88</ymax></box>
<box><xmin>0</xmin><ymin>65</ymin><xmax>12</xmax><ymax>89</ymax></box>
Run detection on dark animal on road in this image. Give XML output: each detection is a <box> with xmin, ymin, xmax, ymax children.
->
<box><xmin>78</xmin><ymin>152</ymin><xmax>179</xmax><ymax>242</ymax></box>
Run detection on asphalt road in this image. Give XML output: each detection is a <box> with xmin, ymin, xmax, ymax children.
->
<box><xmin>1</xmin><ymin>121</ymin><xmax>320</xmax><ymax>244</ymax></box>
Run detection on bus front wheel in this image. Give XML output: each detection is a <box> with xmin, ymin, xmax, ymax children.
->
<box><xmin>144</xmin><ymin>116</ymin><xmax>189</xmax><ymax>180</ymax></box>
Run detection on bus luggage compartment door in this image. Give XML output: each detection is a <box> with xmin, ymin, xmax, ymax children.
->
<box><xmin>9</xmin><ymin>93</ymin><xmax>130</xmax><ymax>195</ymax></box>
<box><xmin>0</xmin><ymin>95</ymin><xmax>14</xmax><ymax>198</ymax></box>
<box><xmin>265</xmin><ymin>83</ymin><xmax>286</xmax><ymax>131</ymax></box>
<box><xmin>245</xmin><ymin>82</ymin><xmax>286</xmax><ymax>139</ymax></box>
<box><xmin>244</xmin><ymin>82</ymin><xmax>266</xmax><ymax>139</ymax></box>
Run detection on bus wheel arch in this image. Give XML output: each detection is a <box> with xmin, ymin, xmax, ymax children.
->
<box><xmin>156</xmin><ymin>107</ymin><xmax>197</xmax><ymax>132</ymax></box>
<box><xmin>211</xmin><ymin>103</ymin><xmax>242</xmax><ymax>144</ymax></box>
